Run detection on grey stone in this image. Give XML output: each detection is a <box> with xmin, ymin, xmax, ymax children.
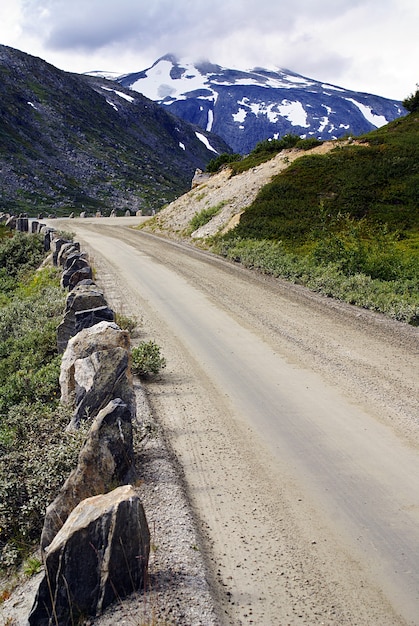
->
<box><xmin>40</xmin><ymin>398</ymin><xmax>136</xmax><ymax>551</ymax></box>
<box><xmin>69</xmin><ymin>346</ymin><xmax>135</xmax><ymax>428</ymax></box>
<box><xmin>68</xmin><ymin>265</ymin><xmax>93</xmax><ymax>290</ymax></box>
<box><xmin>60</xmin><ymin>256</ymin><xmax>92</xmax><ymax>289</ymax></box>
<box><xmin>59</xmin><ymin>321</ymin><xmax>130</xmax><ymax>404</ymax></box>
<box><xmin>57</xmin><ymin>285</ymin><xmax>108</xmax><ymax>353</ymax></box>
<box><xmin>57</xmin><ymin>242</ymin><xmax>80</xmax><ymax>267</ymax></box>
<box><xmin>74</xmin><ymin>305</ymin><xmax>114</xmax><ymax>332</ymax></box>
<box><xmin>30</xmin><ymin>485</ymin><xmax>150</xmax><ymax>625</ymax></box>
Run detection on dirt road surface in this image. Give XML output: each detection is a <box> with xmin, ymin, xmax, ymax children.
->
<box><xmin>49</xmin><ymin>218</ymin><xmax>419</xmax><ymax>625</ymax></box>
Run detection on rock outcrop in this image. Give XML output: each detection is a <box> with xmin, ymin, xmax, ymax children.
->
<box><xmin>30</xmin><ymin>486</ymin><xmax>150</xmax><ymax>626</ymax></box>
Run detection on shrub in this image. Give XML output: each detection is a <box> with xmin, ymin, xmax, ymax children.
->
<box><xmin>253</xmin><ymin>134</ymin><xmax>300</xmax><ymax>154</ymax></box>
<box><xmin>206</xmin><ymin>153</ymin><xmax>242</xmax><ymax>173</ymax></box>
<box><xmin>402</xmin><ymin>86</ymin><xmax>419</xmax><ymax>113</ymax></box>
<box><xmin>296</xmin><ymin>137</ymin><xmax>323</xmax><ymax>150</ymax></box>
<box><xmin>131</xmin><ymin>341</ymin><xmax>166</xmax><ymax>377</ymax></box>
<box><xmin>213</xmin><ymin>236</ymin><xmax>419</xmax><ymax>324</ymax></box>
<box><xmin>114</xmin><ymin>311</ymin><xmax>139</xmax><ymax>335</ymax></box>
<box><xmin>185</xmin><ymin>201</ymin><xmax>227</xmax><ymax>235</ymax></box>
<box><xmin>0</xmin><ymin>255</ymin><xmax>81</xmax><ymax>569</ymax></box>
<box><xmin>0</xmin><ymin>232</ymin><xmax>44</xmax><ymax>278</ymax></box>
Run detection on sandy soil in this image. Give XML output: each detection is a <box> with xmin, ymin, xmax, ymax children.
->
<box><xmin>3</xmin><ymin>217</ymin><xmax>416</xmax><ymax>626</ymax></box>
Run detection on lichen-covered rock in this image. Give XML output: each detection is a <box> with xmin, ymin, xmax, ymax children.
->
<box><xmin>30</xmin><ymin>485</ymin><xmax>150</xmax><ymax>626</ymax></box>
<box><xmin>40</xmin><ymin>398</ymin><xmax>136</xmax><ymax>551</ymax></box>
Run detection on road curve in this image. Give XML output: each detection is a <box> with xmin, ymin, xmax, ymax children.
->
<box><xmin>50</xmin><ymin>218</ymin><xmax>419</xmax><ymax>625</ymax></box>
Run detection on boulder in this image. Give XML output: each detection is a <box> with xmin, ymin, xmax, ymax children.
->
<box><xmin>68</xmin><ymin>265</ymin><xmax>93</xmax><ymax>290</ymax></box>
<box><xmin>59</xmin><ymin>321</ymin><xmax>130</xmax><ymax>404</ymax></box>
<box><xmin>30</xmin><ymin>485</ymin><xmax>150</xmax><ymax>625</ymax></box>
<box><xmin>16</xmin><ymin>217</ymin><xmax>28</xmax><ymax>232</ymax></box>
<box><xmin>50</xmin><ymin>238</ymin><xmax>70</xmax><ymax>266</ymax></box>
<box><xmin>5</xmin><ymin>215</ymin><xmax>16</xmax><ymax>229</ymax></box>
<box><xmin>69</xmin><ymin>346</ymin><xmax>135</xmax><ymax>429</ymax></box>
<box><xmin>57</xmin><ymin>283</ymin><xmax>107</xmax><ymax>353</ymax></box>
<box><xmin>60</xmin><ymin>256</ymin><xmax>92</xmax><ymax>289</ymax></box>
<box><xmin>57</xmin><ymin>242</ymin><xmax>80</xmax><ymax>267</ymax></box>
<box><xmin>74</xmin><ymin>305</ymin><xmax>114</xmax><ymax>332</ymax></box>
<box><xmin>63</xmin><ymin>252</ymin><xmax>89</xmax><ymax>271</ymax></box>
<box><xmin>40</xmin><ymin>398</ymin><xmax>136</xmax><ymax>551</ymax></box>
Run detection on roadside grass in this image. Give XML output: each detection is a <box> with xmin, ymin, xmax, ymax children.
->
<box><xmin>0</xmin><ymin>233</ymin><xmax>86</xmax><ymax>571</ymax></box>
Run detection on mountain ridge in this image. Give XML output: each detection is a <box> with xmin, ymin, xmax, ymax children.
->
<box><xmin>116</xmin><ymin>54</ymin><xmax>407</xmax><ymax>153</ymax></box>
<box><xmin>0</xmin><ymin>45</ymin><xmax>230</xmax><ymax>217</ymax></box>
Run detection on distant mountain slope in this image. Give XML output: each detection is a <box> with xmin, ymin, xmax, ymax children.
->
<box><xmin>117</xmin><ymin>54</ymin><xmax>407</xmax><ymax>153</ymax></box>
<box><xmin>0</xmin><ymin>45</ymin><xmax>230</xmax><ymax>216</ymax></box>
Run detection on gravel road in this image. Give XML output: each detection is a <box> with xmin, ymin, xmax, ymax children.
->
<box><xmin>51</xmin><ymin>219</ymin><xmax>419</xmax><ymax>624</ymax></box>
<box><xmin>4</xmin><ymin>217</ymin><xmax>417</xmax><ymax>626</ymax></box>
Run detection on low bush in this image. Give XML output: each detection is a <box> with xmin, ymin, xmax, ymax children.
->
<box><xmin>185</xmin><ymin>201</ymin><xmax>227</xmax><ymax>235</ymax></box>
<box><xmin>206</xmin><ymin>153</ymin><xmax>242</xmax><ymax>173</ymax></box>
<box><xmin>0</xmin><ymin>244</ymin><xmax>86</xmax><ymax>569</ymax></box>
<box><xmin>213</xmin><ymin>237</ymin><xmax>419</xmax><ymax>324</ymax></box>
<box><xmin>131</xmin><ymin>341</ymin><xmax>167</xmax><ymax>377</ymax></box>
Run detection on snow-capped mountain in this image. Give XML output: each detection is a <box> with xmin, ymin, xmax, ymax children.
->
<box><xmin>116</xmin><ymin>54</ymin><xmax>407</xmax><ymax>153</ymax></box>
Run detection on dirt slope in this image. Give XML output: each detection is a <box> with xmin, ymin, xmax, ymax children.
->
<box><xmin>143</xmin><ymin>142</ymin><xmax>340</xmax><ymax>241</ymax></box>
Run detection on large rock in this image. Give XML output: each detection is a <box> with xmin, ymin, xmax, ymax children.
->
<box><xmin>57</xmin><ymin>284</ymin><xmax>109</xmax><ymax>353</ymax></box>
<box><xmin>30</xmin><ymin>485</ymin><xmax>150</xmax><ymax>626</ymax></box>
<box><xmin>40</xmin><ymin>398</ymin><xmax>136</xmax><ymax>551</ymax></box>
<box><xmin>59</xmin><ymin>321</ymin><xmax>130</xmax><ymax>404</ymax></box>
<box><xmin>57</xmin><ymin>242</ymin><xmax>80</xmax><ymax>267</ymax></box>
<box><xmin>60</xmin><ymin>256</ymin><xmax>92</xmax><ymax>289</ymax></box>
<box><xmin>69</xmin><ymin>346</ymin><xmax>135</xmax><ymax>428</ymax></box>
<box><xmin>50</xmin><ymin>238</ymin><xmax>71</xmax><ymax>266</ymax></box>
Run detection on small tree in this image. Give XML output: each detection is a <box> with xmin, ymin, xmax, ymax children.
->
<box><xmin>402</xmin><ymin>85</ymin><xmax>419</xmax><ymax>113</ymax></box>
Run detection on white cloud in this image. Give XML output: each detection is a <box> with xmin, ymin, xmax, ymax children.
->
<box><xmin>0</xmin><ymin>0</ymin><xmax>418</xmax><ymax>99</ymax></box>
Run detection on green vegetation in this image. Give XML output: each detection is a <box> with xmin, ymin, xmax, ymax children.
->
<box><xmin>211</xmin><ymin>112</ymin><xmax>419</xmax><ymax>324</ymax></box>
<box><xmin>228</xmin><ymin>134</ymin><xmax>324</xmax><ymax>175</ymax></box>
<box><xmin>185</xmin><ymin>201</ymin><xmax>228</xmax><ymax>235</ymax></box>
<box><xmin>402</xmin><ymin>85</ymin><xmax>419</xmax><ymax>113</ymax></box>
<box><xmin>0</xmin><ymin>233</ymin><xmax>85</xmax><ymax>569</ymax></box>
<box><xmin>206</xmin><ymin>152</ymin><xmax>242</xmax><ymax>173</ymax></box>
<box><xmin>131</xmin><ymin>341</ymin><xmax>167</xmax><ymax>377</ymax></box>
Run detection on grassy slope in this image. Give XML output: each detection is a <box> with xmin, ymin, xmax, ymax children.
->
<box><xmin>213</xmin><ymin>113</ymin><xmax>418</xmax><ymax>324</ymax></box>
<box><xmin>226</xmin><ymin>113</ymin><xmax>419</xmax><ymax>245</ymax></box>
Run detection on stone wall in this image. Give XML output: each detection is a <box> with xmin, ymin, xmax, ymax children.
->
<box><xmin>28</xmin><ymin>229</ymin><xmax>150</xmax><ymax>625</ymax></box>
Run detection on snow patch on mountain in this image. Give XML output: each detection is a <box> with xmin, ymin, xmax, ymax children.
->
<box><xmin>195</xmin><ymin>132</ymin><xmax>218</xmax><ymax>153</ymax></box>
<box><xmin>345</xmin><ymin>98</ymin><xmax>388</xmax><ymax>128</ymax></box>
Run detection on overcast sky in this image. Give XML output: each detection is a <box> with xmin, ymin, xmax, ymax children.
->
<box><xmin>0</xmin><ymin>0</ymin><xmax>417</xmax><ymax>100</ymax></box>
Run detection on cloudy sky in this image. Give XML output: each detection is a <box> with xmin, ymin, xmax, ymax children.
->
<box><xmin>0</xmin><ymin>0</ymin><xmax>417</xmax><ymax>100</ymax></box>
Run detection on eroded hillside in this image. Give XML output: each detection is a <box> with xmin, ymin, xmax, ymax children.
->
<box><xmin>142</xmin><ymin>141</ymin><xmax>341</xmax><ymax>241</ymax></box>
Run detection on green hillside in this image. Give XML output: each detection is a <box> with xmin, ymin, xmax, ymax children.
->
<box><xmin>215</xmin><ymin>112</ymin><xmax>419</xmax><ymax>324</ymax></box>
<box><xmin>227</xmin><ymin>113</ymin><xmax>419</xmax><ymax>243</ymax></box>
